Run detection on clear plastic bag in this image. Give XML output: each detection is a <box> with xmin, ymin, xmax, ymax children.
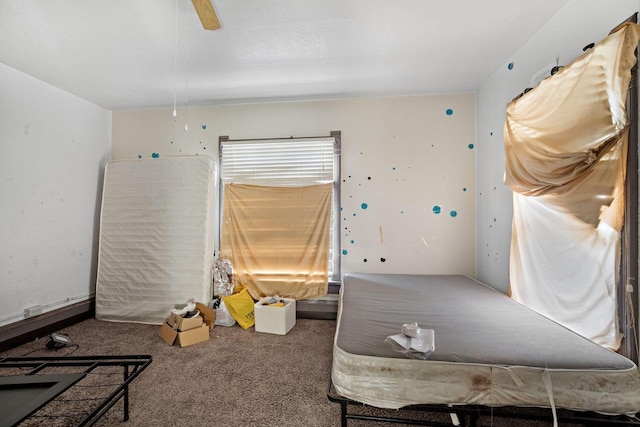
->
<box><xmin>385</xmin><ymin>323</ymin><xmax>435</xmax><ymax>360</ymax></box>
<box><xmin>210</xmin><ymin>297</ymin><xmax>236</xmax><ymax>327</ymax></box>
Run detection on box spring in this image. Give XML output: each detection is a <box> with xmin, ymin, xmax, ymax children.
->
<box><xmin>332</xmin><ymin>273</ymin><xmax>640</xmax><ymax>415</ymax></box>
<box><xmin>95</xmin><ymin>157</ymin><xmax>216</xmax><ymax>324</ymax></box>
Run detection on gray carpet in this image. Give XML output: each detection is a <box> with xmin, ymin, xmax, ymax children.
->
<box><xmin>2</xmin><ymin>318</ymin><xmax>584</xmax><ymax>426</ymax></box>
<box><xmin>3</xmin><ymin>318</ymin><xmax>341</xmax><ymax>426</ymax></box>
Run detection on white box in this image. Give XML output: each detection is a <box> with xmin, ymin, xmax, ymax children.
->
<box><xmin>254</xmin><ymin>297</ymin><xmax>296</xmax><ymax>335</ymax></box>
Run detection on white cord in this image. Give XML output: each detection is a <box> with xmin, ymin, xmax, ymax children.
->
<box><xmin>172</xmin><ymin>0</ymin><xmax>178</xmax><ymax>117</ymax></box>
<box><xmin>183</xmin><ymin>0</ymin><xmax>189</xmax><ymax>131</ymax></box>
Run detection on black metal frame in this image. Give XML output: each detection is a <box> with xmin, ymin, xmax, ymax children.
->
<box><xmin>328</xmin><ymin>379</ymin><xmax>640</xmax><ymax>427</ymax></box>
<box><xmin>0</xmin><ymin>354</ymin><xmax>152</xmax><ymax>427</ymax></box>
<box><xmin>618</xmin><ymin>11</ymin><xmax>639</xmax><ymax>365</ymax></box>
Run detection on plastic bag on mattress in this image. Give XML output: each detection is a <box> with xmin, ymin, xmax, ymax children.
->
<box><xmin>385</xmin><ymin>325</ymin><xmax>435</xmax><ymax>360</ymax></box>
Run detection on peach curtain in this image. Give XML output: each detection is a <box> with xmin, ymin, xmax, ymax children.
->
<box><xmin>504</xmin><ymin>23</ymin><xmax>640</xmax><ymax>350</ymax></box>
<box><xmin>220</xmin><ymin>183</ymin><xmax>332</xmax><ymax>300</ymax></box>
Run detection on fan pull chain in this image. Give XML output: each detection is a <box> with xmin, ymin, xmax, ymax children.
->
<box><xmin>172</xmin><ymin>0</ymin><xmax>178</xmax><ymax>117</ymax></box>
<box><xmin>184</xmin><ymin>0</ymin><xmax>190</xmax><ymax>131</ymax></box>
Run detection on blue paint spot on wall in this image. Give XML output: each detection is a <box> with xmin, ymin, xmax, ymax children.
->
<box><xmin>202</xmin><ymin>125</ymin><xmax>207</xmax><ymax>130</ymax></box>
<box><xmin>342</xmin><ymin>249</ymin><xmax>348</xmax><ymax>255</ymax></box>
<box><xmin>361</xmin><ymin>203</ymin><xmax>368</xmax><ymax>210</ymax></box>
<box><xmin>508</xmin><ymin>62</ymin><xmax>514</xmax><ymax>70</ymax></box>
<box><xmin>463</xmin><ymin>187</ymin><xmax>467</xmax><ymax>192</ymax></box>
<box><xmin>152</xmin><ymin>153</ymin><xmax>159</xmax><ymax>158</ymax></box>
<box><xmin>446</xmin><ymin>109</ymin><xmax>454</xmax><ymax>116</ymax></box>
<box><xmin>350</xmin><ymin>240</ymin><xmax>354</xmax><ymax>244</ymax></box>
<box><xmin>353</xmin><ymin>213</ymin><xmax>356</xmax><ymax>216</ymax></box>
<box><xmin>392</xmin><ymin>167</ymin><xmax>396</xmax><ymax>170</ymax></box>
<box><xmin>138</xmin><ymin>154</ymin><xmax>142</xmax><ymax>159</ymax></box>
<box><xmin>432</xmin><ymin>205</ymin><xmax>441</xmax><ymax>214</ymax></box>
<box><xmin>468</xmin><ymin>144</ymin><xmax>474</xmax><ymax>149</ymax></box>
<box><xmin>450</xmin><ymin>210</ymin><xmax>458</xmax><ymax>217</ymax></box>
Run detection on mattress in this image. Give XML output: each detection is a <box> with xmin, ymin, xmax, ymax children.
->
<box><xmin>95</xmin><ymin>157</ymin><xmax>217</xmax><ymax>324</ymax></box>
<box><xmin>332</xmin><ymin>273</ymin><xmax>640</xmax><ymax>415</ymax></box>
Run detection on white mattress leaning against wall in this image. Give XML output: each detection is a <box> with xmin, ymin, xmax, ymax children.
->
<box><xmin>95</xmin><ymin>156</ymin><xmax>217</xmax><ymax>324</ymax></box>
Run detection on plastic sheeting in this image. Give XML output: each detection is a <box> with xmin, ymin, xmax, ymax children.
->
<box><xmin>95</xmin><ymin>157</ymin><xmax>217</xmax><ymax>324</ymax></box>
<box><xmin>504</xmin><ymin>23</ymin><xmax>640</xmax><ymax>349</ymax></box>
<box><xmin>220</xmin><ymin>183</ymin><xmax>331</xmax><ymax>300</ymax></box>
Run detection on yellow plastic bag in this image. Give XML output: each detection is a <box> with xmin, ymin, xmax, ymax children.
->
<box><xmin>232</xmin><ymin>282</ymin><xmax>247</xmax><ymax>294</ymax></box>
<box><xmin>222</xmin><ymin>288</ymin><xmax>255</xmax><ymax>329</ymax></box>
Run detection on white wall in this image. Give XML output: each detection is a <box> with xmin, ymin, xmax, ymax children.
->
<box><xmin>475</xmin><ymin>0</ymin><xmax>640</xmax><ymax>292</ymax></box>
<box><xmin>0</xmin><ymin>63</ymin><xmax>112</xmax><ymax>326</ymax></box>
<box><xmin>113</xmin><ymin>94</ymin><xmax>476</xmax><ymax>277</ymax></box>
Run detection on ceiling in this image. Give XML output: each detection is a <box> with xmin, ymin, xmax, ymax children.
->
<box><xmin>0</xmin><ymin>0</ymin><xmax>569</xmax><ymax>111</ymax></box>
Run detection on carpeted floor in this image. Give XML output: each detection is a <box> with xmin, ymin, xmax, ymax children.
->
<box><xmin>2</xmin><ymin>318</ymin><xmax>582</xmax><ymax>426</ymax></box>
<box><xmin>2</xmin><ymin>318</ymin><xmax>342</xmax><ymax>426</ymax></box>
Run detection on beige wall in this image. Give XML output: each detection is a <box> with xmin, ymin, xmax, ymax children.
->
<box><xmin>112</xmin><ymin>94</ymin><xmax>475</xmax><ymax>277</ymax></box>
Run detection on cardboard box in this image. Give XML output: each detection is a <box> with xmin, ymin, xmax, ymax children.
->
<box><xmin>254</xmin><ymin>297</ymin><xmax>296</xmax><ymax>335</ymax></box>
<box><xmin>176</xmin><ymin>323</ymin><xmax>210</xmax><ymax>347</ymax></box>
<box><xmin>158</xmin><ymin>322</ymin><xmax>179</xmax><ymax>346</ymax></box>
<box><xmin>158</xmin><ymin>322</ymin><xmax>210</xmax><ymax>347</ymax></box>
<box><xmin>168</xmin><ymin>313</ymin><xmax>203</xmax><ymax>331</ymax></box>
<box><xmin>195</xmin><ymin>302</ymin><xmax>216</xmax><ymax>331</ymax></box>
<box><xmin>158</xmin><ymin>301</ymin><xmax>214</xmax><ymax>347</ymax></box>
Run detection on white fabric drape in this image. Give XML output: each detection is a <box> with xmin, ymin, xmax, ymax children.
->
<box><xmin>505</xmin><ymin>23</ymin><xmax>640</xmax><ymax>350</ymax></box>
<box><xmin>220</xmin><ymin>183</ymin><xmax>332</xmax><ymax>300</ymax></box>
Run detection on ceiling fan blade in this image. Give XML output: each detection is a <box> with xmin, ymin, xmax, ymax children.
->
<box><xmin>191</xmin><ymin>0</ymin><xmax>221</xmax><ymax>30</ymax></box>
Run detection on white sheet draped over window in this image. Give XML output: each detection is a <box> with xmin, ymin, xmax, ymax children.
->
<box><xmin>504</xmin><ymin>23</ymin><xmax>640</xmax><ymax>350</ymax></box>
<box><xmin>220</xmin><ymin>183</ymin><xmax>332</xmax><ymax>300</ymax></box>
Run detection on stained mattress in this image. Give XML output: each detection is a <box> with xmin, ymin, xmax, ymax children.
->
<box><xmin>95</xmin><ymin>157</ymin><xmax>216</xmax><ymax>324</ymax></box>
<box><xmin>332</xmin><ymin>273</ymin><xmax>640</xmax><ymax>414</ymax></box>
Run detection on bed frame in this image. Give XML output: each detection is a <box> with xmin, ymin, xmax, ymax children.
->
<box><xmin>328</xmin><ymin>379</ymin><xmax>640</xmax><ymax>426</ymax></box>
<box><xmin>0</xmin><ymin>354</ymin><xmax>151</xmax><ymax>427</ymax></box>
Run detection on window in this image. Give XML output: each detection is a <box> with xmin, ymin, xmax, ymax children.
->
<box><xmin>219</xmin><ymin>132</ymin><xmax>341</xmax><ymax>281</ymax></box>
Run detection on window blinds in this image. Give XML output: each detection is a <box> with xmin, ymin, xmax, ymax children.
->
<box><xmin>220</xmin><ymin>137</ymin><xmax>337</xmax><ymax>186</ymax></box>
<box><xmin>219</xmin><ymin>135</ymin><xmax>341</xmax><ymax>282</ymax></box>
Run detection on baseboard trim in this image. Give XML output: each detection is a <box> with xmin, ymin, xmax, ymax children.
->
<box><xmin>0</xmin><ymin>299</ymin><xmax>95</xmax><ymax>352</ymax></box>
<box><xmin>296</xmin><ymin>298</ymin><xmax>338</xmax><ymax>320</ymax></box>
<box><xmin>328</xmin><ymin>281</ymin><xmax>341</xmax><ymax>294</ymax></box>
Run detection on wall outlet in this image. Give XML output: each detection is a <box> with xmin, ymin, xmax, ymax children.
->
<box><xmin>24</xmin><ymin>305</ymin><xmax>43</xmax><ymax>318</ymax></box>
